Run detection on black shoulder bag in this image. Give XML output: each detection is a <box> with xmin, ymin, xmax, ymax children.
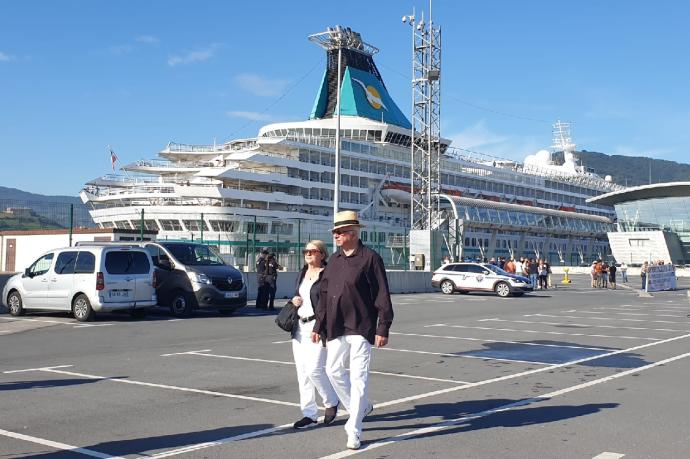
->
<box><xmin>275</xmin><ymin>301</ymin><xmax>299</xmax><ymax>332</ymax></box>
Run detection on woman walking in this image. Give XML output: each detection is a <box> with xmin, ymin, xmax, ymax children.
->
<box><xmin>290</xmin><ymin>240</ymin><xmax>339</xmax><ymax>429</ymax></box>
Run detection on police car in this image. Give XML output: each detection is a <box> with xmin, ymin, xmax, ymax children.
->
<box><xmin>431</xmin><ymin>262</ymin><xmax>533</xmax><ymax>297</ymax></box>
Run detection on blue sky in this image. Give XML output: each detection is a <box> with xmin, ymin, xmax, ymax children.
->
<box><xmin>2</xmin><ymin>0</ymin><xmax>689</xmax><ymax>196</ymax></box>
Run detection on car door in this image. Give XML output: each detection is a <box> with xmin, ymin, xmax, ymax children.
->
<box><xmin>46</xmin><ymin>251</ymin><xmax>78</xmax><ymax>310</ymax></box>
<box><xmin>21</xmin><ymin>253</ymin><xmax>55</xmax><ymax>308</ymax></box>
<box><xmin>464</xmin><ymin>265</ymin><xmax>489</xmax><ymax>290</ymax></box>
<box><xmin>128</xmin><ymin>251</ymin><xmax>154</xmax><ymax>303</ymax></box>
<box><xmin>449</xmin><ymin>264</ymin><xmax>472</xmax><ymax>290</ymax></box>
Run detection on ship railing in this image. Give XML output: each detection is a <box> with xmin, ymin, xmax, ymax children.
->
<box><xmin>165</xmin><ymin>140</ymin><xmax>257</xmax><ymax>153</ymax></box>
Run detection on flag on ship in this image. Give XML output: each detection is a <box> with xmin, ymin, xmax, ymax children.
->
<box><xmin>110</xmin><ymin>148</ymin><xmax>119</xmax><ymax>171</ymax></box>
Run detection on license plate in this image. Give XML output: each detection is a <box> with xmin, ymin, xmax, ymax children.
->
<box><xmin>109</xmin><ymin>290</ymin><xmax>131</xmax><ymax>299</ymax></box>
<box><xmin>224</xmin><ymin>292</ymin><xmax>239</xmax><ymax>298</ymax></box>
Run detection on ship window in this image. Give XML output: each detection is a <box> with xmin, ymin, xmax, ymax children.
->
<box><xmin>361</xmin><ymin>231</ymin><xmax>368</xmax><ymax>242</ymax></box>
<box><xmin>160</xmin><ymin>219</ymin><xmax>183</xmax><ymax>231</ymax></box>
<box><xmin>114</xmin><ymin>220</ymin><xmax>133</xmax><ymax>230</ymax></box>
<box><xmin>183</xmin><ymin>220</ymin><xmax>209</xmax><ymax>232</ymax></box>
<box><xmin>271</xmin><ymin>223</ymin><xmax>293</xmax><ymax>235</ymax></box>
<box><xmin>246</xmin><ymin>222</ymin><xmax>267</xmax><ymax>234</ymax></box>
<box><xmin>210</xmin><ymin>220</ymin><xmax>238</xmax><ymax>232</ymax></box>
<box><xmin>143</xmin><ymin>220</ymin><xmax>159</xmax><ymax>231</ymax></box>
<box><xmin>342</xmin><ymin>175</ymin><xmax>350</xmax><ymax>186</ymax></box>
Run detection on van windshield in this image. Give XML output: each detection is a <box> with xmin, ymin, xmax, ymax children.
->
<box><xmin>162</xmin><ymin>243</ymin><xmax>225</xmax><ymax>266</ymax></box>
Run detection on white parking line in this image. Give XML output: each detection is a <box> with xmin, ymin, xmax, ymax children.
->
<box><xmin>146</xmin><ymin>333</ymin><xmax>690</xmax><ymax>458</ymax></box>
<box><xmin>377</xmin><ymin>346</ymin><xmax>550</xmax><ymax>365</ymax></box>
<box><xmin>565</xmin><ymin>310</ymin><xmax>687</xmax><ymax>318</ymax></box>
<box><xmin>525</xmin><ymin>313</ymin><xmax>690</xmax><ymax>324</ymax></box>
<box><xmin>0</xmin><ymin>317</ymin><xmax>77</xmax><ymax>325</ymax></box>
<box><xmin>592</xmin><ymin>453</ymin><xmax>625</xmax><ymax>459</ymax></box>
<box><xmin>320</xmin><ymin>351</ymin><xmax>690</xmax><ymax>458</ymax></box>
<box><xmin>0</xmin><ymin>428</ymin><xmax>121</xmax><ymax>458</ymax></box>
<box><xmin>480</xmin><ymin>318</ymin><xmax>689</xmax><ymax>333</ymax></box>
<box><xmin>390</xmin><ymin>331</ymin><xmax>613</xmax><ymax>351</ymax></box>
<box><xmin>425</xmin><ymin>323</ymin><xmax>659</xmax><ymax>341</ymax></box>
<box><xmin>10</xmin><ymin>366</ymin><xmax>299</xmax><ymax>407</ymax></box>
<box><xmin>164</xmin><ymin>350</ymin><xmax>470</xmax><ymax>385</ymax></box>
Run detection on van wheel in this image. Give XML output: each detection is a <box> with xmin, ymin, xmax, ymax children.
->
<box><xmin>495</xmin><ymin>282</ymin><xmax>511</xmax><ymax>298</ymax></box>
<box><xmin>170</xmin><ymin>291</ymin><xmax>193</xmax><ymax>317</ymax></box>
<box><xmin>129</xmin><ymin>308</ymin><xmax>148</xmax><ymax>319</ymax></box>
<box><xmin>8</xmin><ymin>291</ymin><xmax>24</xmax><ymax>316</ymax></box>
<box><xmin>73</xmin><ymin>294</ymin><xmax>95</xmax><ymax>322</ymax></box>
<box><xmin>440</xmin><ymin>280</ymin><xmax>455</xmax><ymax>295</ymax></box>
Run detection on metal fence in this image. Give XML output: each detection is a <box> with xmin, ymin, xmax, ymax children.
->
<box><xmin>0</xmin><ymin>199</ymin><xmax>95</xmax><ymax>231</ymax></box>
<box><xmin>149</xmin><ymin>213</ymin><xmax>411</xmax><ymax>272</ymax></box>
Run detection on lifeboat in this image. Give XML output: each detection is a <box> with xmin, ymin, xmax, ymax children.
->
<box><xmin>380</xmin><ymin>182</ymin><xmax>411</xmax><ymax>203</ymax></box>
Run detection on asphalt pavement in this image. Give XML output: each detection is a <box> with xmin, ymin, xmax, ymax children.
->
<box><xmin>1</xmin><ymin>274</ymin><xmax>689</xmax><ymax>458</ymax></box>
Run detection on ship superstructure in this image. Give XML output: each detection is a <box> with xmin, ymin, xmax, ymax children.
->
<box><xmin>81</xmin><ymin>27</ymin><xmax>622</xmax><ymax>269</ymax></box>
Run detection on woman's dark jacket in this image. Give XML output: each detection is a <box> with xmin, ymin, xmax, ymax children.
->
<box><xmin>291</xmin><ymin>263</ymin><xmax>326</xmax><ymax>339</ymax></box>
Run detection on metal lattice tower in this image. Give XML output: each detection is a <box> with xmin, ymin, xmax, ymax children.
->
<box><xmin>552</xmin><ymin>120</ymin><xmax>576</xmax><ymax>154</ymax></box>
<box><xmin>404</xmin><ymin>9</ymin><xmax>442</xmax><ymax>231</ymax></box>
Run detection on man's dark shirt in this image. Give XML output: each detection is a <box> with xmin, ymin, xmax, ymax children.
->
<box><xmin>314</xmin><ymin>241</ymin><xmax>394</xmax><ymax>345</ymax></box>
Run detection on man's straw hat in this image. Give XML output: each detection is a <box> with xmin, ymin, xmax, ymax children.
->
<box><xmin>332</xmin><ymin>210</ymin><xmax>364</xmax><ymax>231</ymax></box>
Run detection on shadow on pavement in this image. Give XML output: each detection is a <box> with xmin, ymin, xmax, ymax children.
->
<box><xmin>0</xmin><ymin>378</ymin><xmax>108</xmax><ymax>391</ymax></box>
<box><xmin>22</xmin><ymin>424</ymin><xmax>281</xmax><ymax>458</ymax></box>
<box><xmin>453</xmin><ymin>340</ymin><xmax>650</xmax><ymax>368</ymax></box>
<box><xmin>369</xmin><ymin>398</ymin><xmax>618</xmax><ymax>439</ymax></box>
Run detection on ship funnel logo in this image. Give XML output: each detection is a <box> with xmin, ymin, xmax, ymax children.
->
<box><xmin>351</xmin><ymin>77</ymin><xmax>387</xmax><ymax>111</ymax></box>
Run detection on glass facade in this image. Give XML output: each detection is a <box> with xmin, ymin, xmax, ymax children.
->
<box><xmin>614</xmin><ymin>196</ymin><xmax>690</xmax><ymax>263</ymax></box>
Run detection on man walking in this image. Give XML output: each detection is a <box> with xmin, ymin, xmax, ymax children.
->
<box><xmin>312</xmin><ymin>211</ymin><xmax>394</xmax><ymax>450</ymax></box>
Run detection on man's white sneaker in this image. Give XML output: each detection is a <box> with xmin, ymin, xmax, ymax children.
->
<box><xmin>347</xmin><ymin>434</ymin><xmax>361</xmax><ymax>450</ymax></box>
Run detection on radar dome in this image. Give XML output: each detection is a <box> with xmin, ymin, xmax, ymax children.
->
<box><xmin>604</xmin><ymin>175</ymin><xmax>612</xmax><ymax>182</ymax></box>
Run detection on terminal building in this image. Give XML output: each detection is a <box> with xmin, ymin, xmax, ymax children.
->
<box><xmin>588</xmin><ymin>182</ymin><xmax>690</xmax><ymax>265</ymax></box>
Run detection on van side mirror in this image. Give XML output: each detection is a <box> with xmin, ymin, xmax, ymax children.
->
<box><xmin>24</xmin><ymin>268</ymin><xmax>31</xmax><ymax>278</ymax></box>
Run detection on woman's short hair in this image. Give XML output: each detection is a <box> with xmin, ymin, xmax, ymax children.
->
<box><xmin>307</xmin><ymin>239</ymin><xmax>329</xmax><ymax>260</ymax></box>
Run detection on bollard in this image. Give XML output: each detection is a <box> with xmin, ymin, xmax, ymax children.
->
<box><xmin>561</xmin><ymin>267</ymin><xmax>572</xmax><ymax>284</ymax></box>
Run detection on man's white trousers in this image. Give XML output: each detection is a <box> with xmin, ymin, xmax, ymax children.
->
<box><xmin>292</xmin><ymin>320</ymin><xmax>338</xmax><ymax>420</ymax></box>
<box><xmin>326</xmin><ymin>334</ymin><xmax>371</xmax><ymax>436</ymax></box>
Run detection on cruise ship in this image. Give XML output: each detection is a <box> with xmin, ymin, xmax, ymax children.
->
<box><xmin>81</xmin><ymin>26</ymin><xmax>623</xmax><ymax>269</ymax></box>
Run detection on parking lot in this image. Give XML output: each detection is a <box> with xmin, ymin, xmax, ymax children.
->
<box><xmin>2</xmin><ymin>274</ymin><xmax>690</xmax><ymax>458</ymax></box>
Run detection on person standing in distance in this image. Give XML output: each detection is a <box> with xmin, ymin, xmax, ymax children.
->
<box><xmin>312</xmin><ymin>210</ymin><xmax>394</xmax><ymax>450</ymax></box>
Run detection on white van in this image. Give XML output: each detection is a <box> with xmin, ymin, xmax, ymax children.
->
<box><xmin>1</xmin><ymin>246</ymin><xmax>157</xmax><ymax>321</ymax></box>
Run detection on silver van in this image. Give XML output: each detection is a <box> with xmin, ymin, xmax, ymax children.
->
<box><xmin>2</xmin><ymin>246</ymin><xmax>157</xmax><ymax>321</ymax></box>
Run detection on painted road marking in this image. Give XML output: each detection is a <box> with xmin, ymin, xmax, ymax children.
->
<box><xmin>7</xmin><ymin>366</ymin><xmax>299</xmax><ymax>407</ymax></box>
<box><xmin>479</xmin><ymin>318</ymin><xmax>689</xmax><ymax>333</ymax></box>
<box><xmin>426</xmin><ymin>323</ymin><xmax>659</xmax><ymax>341</ymax></box>
<box><xmin>0</xmin><ymin>428</ymin><xmax>121</xmax><ymax>459</ymax></box>
<box><xmin>320</xmin><ymin>351</ymin><xmax>690</xmax><ymax>458</ymax></box>
<box><xmin>163</xmin><ymin>350</ymin><xmax>470</xmax><ymax>385</ymax></box>
<box><xmin>390</xmin><ymin>331</ymin><xmax>613</xmax><ymax>351</ymax></box>
<box><xmin>525</xmin><ymin>313</ymin><xmax>690</xmax><ymax>324</ymax></box>
<box><xmin>592</xmin><ymin>453</ymin><xmax>625</xmax><ymax>459</ymax></box>
<box><xmin>565</xmin><ymin>310</ymin><xmax>687</xmax><ymax>318</ymax></box>
<box><xmin>130</xmin><ymin>333</ymin><xmax>690</xmax><ymax>458</ymax></box>
<box><xmin>377</xmin><ymin>346</ymin><xmax>552</xmax><ymax>365</ymax></box>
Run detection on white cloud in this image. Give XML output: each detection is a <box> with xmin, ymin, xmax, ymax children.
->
<box><xmin>0</xmin><ymin>51</ymin><xmax>15</xmax><ymax>62</ymax></box>
<box><xmin>109</xmin><ymin>45</ymin><xmax>133</xmax><ymax>55</ymax></box>
<box><xmin>226</xmin><ymin>111</ymin><xmax>272</xmax><ymax>121</ymax></box>
<box><xmin>446</xmin><ymin>120</ymin><xmax>545</xmax><ymax>162</ymax></box>
<box><xmin>446</xmin><ymin>120</ymin><xmax>509</xmax><ymax>150</ymax></box>
<box><xmin>168</xmin><ymin>48</ymin><xmax>214</xmax><ymax>66</ymax></box>
<box><xmin>136</xmin><ymin>35</ymin><xmax>159</xmax><ymax>44</ymax></box>
<box><xmin>233</xmin><ymin>73</ymin><xmax>290</xmax><ymax>97</ymax></box>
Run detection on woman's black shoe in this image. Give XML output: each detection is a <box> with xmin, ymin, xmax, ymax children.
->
<box><xmin>293</xmin><ymin>417</ymin><xmax>317</xmax><ymax>429</ymax></box>
<box><xmin>324</xmin><ymin>402</ymin><xmax>339</xmax><ymax>425</ymax></box>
